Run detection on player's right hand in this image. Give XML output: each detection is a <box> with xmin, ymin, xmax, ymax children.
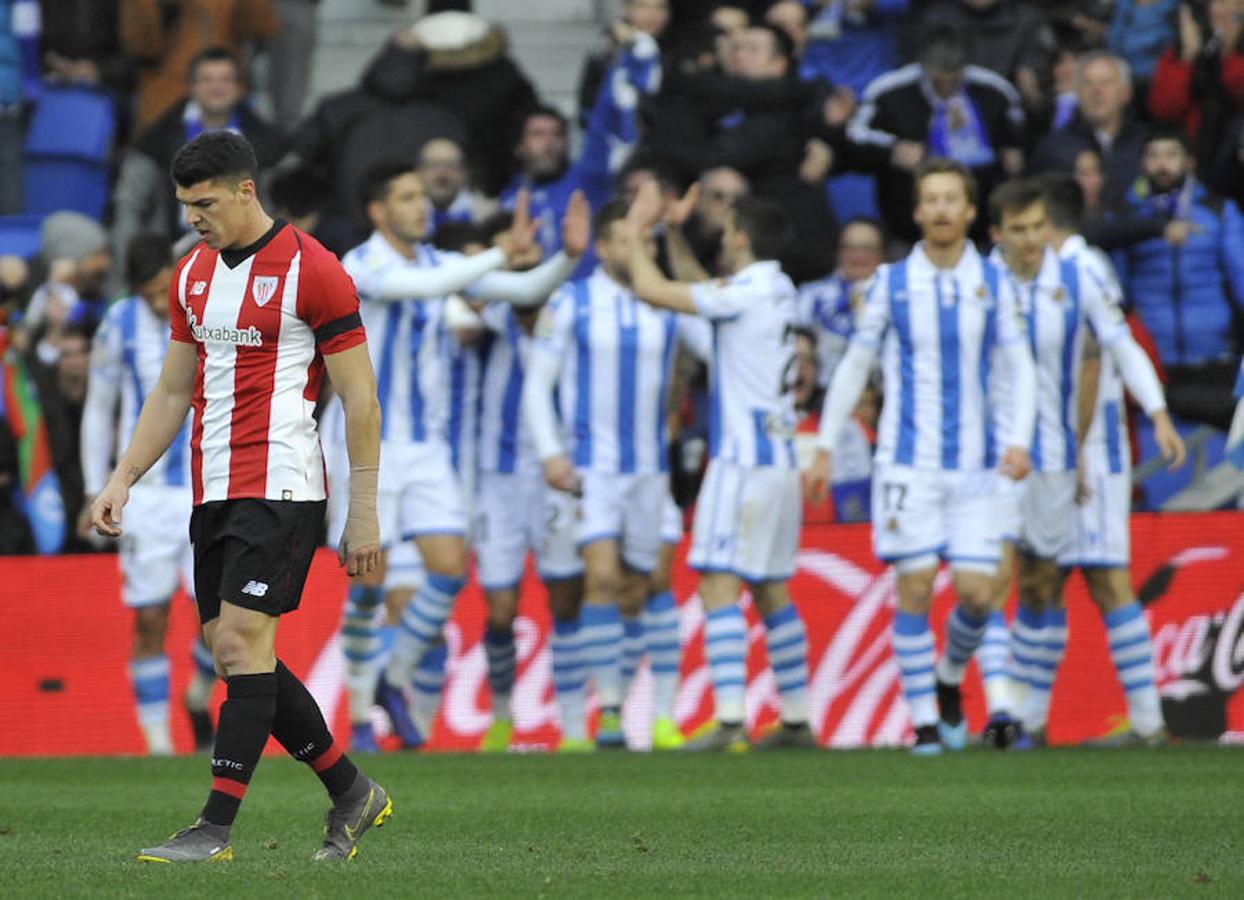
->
<box><xmin>803</xmin><ymin>449</ymin><xmax>832</xmax><ymax>505</ymax></box>
<box><xmin>503</xmin><ymin>189</ymin><xmax>538</xmax><ymax>264</ymax></box>
<box><xmin>1152</xmin><ymin>410</ymin><xmax>1187</xmax><ymax>470</ymax></box>
<box><xmin>543</xmin><ymin>455</ymin><xmax>580</xmax><ymax>495</ymax></box>
<box><xmin>90</xmin><ymin>480</ymin><xmax>129</xmax><ymax>538</ymax></box>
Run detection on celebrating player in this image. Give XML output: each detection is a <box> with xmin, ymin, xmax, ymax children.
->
<box><xmin>344</xmin><ymin>162</ymin><xmax>588</xmax><ymax>747</ymax></box>
<box><xmin>91</xmin><ymin>131</ymin><xmax>389</xmax><ymax>862</ymax></box>
<box><xmin>621</xmin><ymin>183</ymin><xmax>816</xmax><ymax>752</ymax></box>
<box><xmin>807</xmin><ymin>158</ymin><xmax>1037</xmax><ymax>755</ymax></box>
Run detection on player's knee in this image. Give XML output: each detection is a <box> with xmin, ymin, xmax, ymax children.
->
<box><xmin>211</xmin><ymin>625</ymin><xmax>270</xmax><ymax>675</ymax></box>
<box><xmin>1083</xmin><ymin>567</ymin><xmax>1127</xmax><ymax>611</ymax></box>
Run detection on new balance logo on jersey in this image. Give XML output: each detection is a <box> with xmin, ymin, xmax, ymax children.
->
<box><xmin>187</xmin><ymin>312</ymin><xmax>263</xmax><ymax>347</ymax></box>
<box><xmin>241</xmin><ymin>580</ymin><xmax>269</xmax><ymax>597</ymax></box>
<box><xmin>252</xmin><ymin>276</ymin><xmax>279</xmax><ymax>307</ymax></box>
<box><xmin>190</xmin><ymin>280</ymin><xmax>207</xmax><ymax>296</ymax></box>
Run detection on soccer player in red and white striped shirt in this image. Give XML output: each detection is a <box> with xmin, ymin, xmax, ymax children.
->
<box><xmin>90</xmin><ymin>132</ymin><xmax>390</xmax><ymax>863</ymax></box>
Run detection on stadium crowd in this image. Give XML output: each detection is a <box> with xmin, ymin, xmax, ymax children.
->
<box><xmin>2</xmin><ymin>0</ymin><xmax>1244</xmax><ymax>760</ymax></box>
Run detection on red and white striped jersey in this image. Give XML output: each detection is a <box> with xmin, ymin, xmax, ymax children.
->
<box><xmin>170</xmin><ymin>221</ymin><xmax>366</xmax><ymax>505</ymax></box>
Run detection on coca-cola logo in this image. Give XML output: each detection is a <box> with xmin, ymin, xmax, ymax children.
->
<box><xmin>1153</xmin><ymin>593</ymin><xmax>1244</xmax><ymax>698</ymax></box>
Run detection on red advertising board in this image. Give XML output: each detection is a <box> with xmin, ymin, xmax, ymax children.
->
<box><xmin>2</xmin><ymin>512</ymin><xmax>1242</xmax><ymax>755</ymax></box>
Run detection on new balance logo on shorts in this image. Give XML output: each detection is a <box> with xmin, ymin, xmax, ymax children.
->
<box><xmin>241</xmin><ymin>580</ymin><xmax>269</xmax><ymax>597</ymax></box>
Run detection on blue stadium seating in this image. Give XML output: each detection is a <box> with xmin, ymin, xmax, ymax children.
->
<box><xmin>1135</xmin><ymin>415</ymin><xmax>1227</xmax><ymax>509</ymax></box>
<box><xmin>0</xmin><ymin>215</ymin><xmax>43</xmax><ymax>259</ymax></box>
<box><xmin>22</xmin><ymin>87</ymin><xmax>115</xmax><ymax>220</ymax></box>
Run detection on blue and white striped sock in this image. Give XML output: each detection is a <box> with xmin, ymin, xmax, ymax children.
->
<box><xmin>1105</xmin><ymin>602</ymin><xmax>1163</xmax><ymax>736</ymax></box>
<box><xmin>935</xmin><ymin>606</ymin><xmax>989</xmax><ymax>686</ymax></box>
<box><xmin>484</xmin><ymin>624</ymin><xmax>516</xmax><ymax>721</ymax></box>
<box><xmin>1019</xmin><ymin>608</ymin><xmax>1068</xmax><ymax>731</ymax></box>
<box><xmin>763</xmin><ymin>604</ymin><xmax>809</xmax><ymax>725</ymax></box>
<box><xmin>410</xmin><ymin>641</ymin><xmax>448</xmax><ymax>738</ymax></box>
<box><xmin>704</xmin><ymin>605</ymin><xmax>747</xmax><ymax>724</ymax></box>
<box><xmin>551</xmin><ymin>617</ymin><xmax>588</xmax><ymax>742</ymax></box>
<box><xmin>893</xmin><ymin>611</ymin><xmax>937</xmax><ymax>728</ymax></box>
<box><xmin>186</xmin><ymin>637</ymin><xmax>216</xmax><ymax>711</ymax></box>
<box><xmin>130</xmin><ymin>655</ymin><xmax>172</xmax><ymax>754</ymax></box>
<box><xmin>620</xmin><ymin>615</ymin><xmax>645</xmax><ymax>702</ymax></box>
<box><xmin>387</xmin><ymin>572</ymin><xmax>465</xmax><ymax>685</ymax></box>
<box><xmin>1008</xmin><ymin>604</ymin><xmax>1044</xmax><ymax>692</ymax></box>
<box><xmin>643</xmin><ymin>591</ymin><xmax>681</xmax><ymax>721</ymax></box>
<box><xmin>341</xmin><ymin>584</ymin><xmax>384</xmax><ymax>723</ymax></box>
<box><xmin>580</xmin><ymin>604</ymin><xmax>624</xmax><ymax>708</ymax></box>
<box><xmin>977</xmin><ymin>611</ymin><xmax>1013</xmax><ymax>716</ymax></box>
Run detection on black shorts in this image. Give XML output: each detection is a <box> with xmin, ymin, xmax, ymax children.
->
<box><xmin>189</xmin><ymin>499</ymin><xmax>326</xmax><ymax>622</ymax></box>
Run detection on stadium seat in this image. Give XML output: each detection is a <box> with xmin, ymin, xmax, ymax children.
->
<box><xmin>23</xmin><ymin>86</ymin><xmax>115</xmax><ymax>161</ymax></box>
<box><xmin>0</xmin><ymin>214</ymin><xmax>43</xmax><ymax>258</ymax></box>
<box><xmin>23</xmin><ymin>160</ymin><xmax>110</xmax><ymax>220</ymax></box>
<box><xmin>22</xmin><ymin>87</ymin><xmax>115</xmax><ymax>220</ymax></box>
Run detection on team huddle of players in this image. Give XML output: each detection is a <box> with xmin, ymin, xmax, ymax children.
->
<box><xmin>90</xmin><ymin>155</ymin><xmax>1185</xmax><ymax>757</ymax></box>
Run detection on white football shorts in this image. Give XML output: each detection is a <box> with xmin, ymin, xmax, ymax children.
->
<box><xmin>475</xmin><ymin>469</ymin><xmax>583</xmax><ymax>589</ymax></box>
<box><xmin>577</xmin><ymin>470</ymin><xmax>668</xmax><ymax>574</ymax></box>
<box><xmin>119</xmin><ymin>485</ymin><xmax>194</xmax><ymax>606</ymax></box>
<box><xmin>689</xmin><ymin>461</ymin><xmax>801</xmax><ymax>582</ymax></box>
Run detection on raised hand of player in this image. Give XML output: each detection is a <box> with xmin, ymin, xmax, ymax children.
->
<box><xmin>626</xmin><ymin>178</ymin><xmax>664</xmax><ymax>231</ymax></box>
<box><xmin>89</xmin><ymin>478</ymin><xmax>129</xmax><ymax>538</ymax></box>
<box><xmin>664</xmin><ymin>182</ymin><xmax>699</xmax><ymax>230</ymax></box>
<box><xmin>803</xmin><ymin>448</ymin><xmax>832</xmax><ymax>506</ymax></box>
<box><xmin>543</xmin><ymin>455</ymin><xmax>581</xmax><ymax>496</ymax></box>
<box><xmin>503</xmin><ymin>188</ymin><xmax>538</xmax><ymax>265</ymax></box>
<box><xmin>561</xmin><ymin>190</ymin><xmax>590</xmax><ymax>259</ymax></box>
<box><xmin>1152</xmin><ymin>410</ymin><xmax>1187</xmax><ymax>470</ymax></box>
<box><xmin>999</xmin><ymin>445</ymin><xmax>1032</xmax><ymax>482</ymax></box>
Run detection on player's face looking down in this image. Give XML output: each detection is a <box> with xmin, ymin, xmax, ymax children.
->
<box><xmin>372</xmin><ymin>172</ymin><xmax>430</xmax><ymax>245</ymax></box>
<box><xmin>996</xmin><ymin>200</ymin><xmax>1048</xmax><ymax>280</ymax></box>
<box><xmin>596</xmin><ymin>218</ymin><xmax>654</xmax><ymax>283</ymax></box>
<box><xmin>913</xmin><ymin>172</ymin><xmax>976</xmax><ymax>248</ymax></box>
<box><xmin>176</xmin><ymin>176</ymin><xmax>260</xmax><ymax>250</ymax></box>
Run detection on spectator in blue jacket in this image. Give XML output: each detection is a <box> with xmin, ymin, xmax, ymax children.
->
<box><xmin>1111</xmin><ymin>126</ymin><xmax>1244</xmax><ymax>430</ymax></box>
<box><xmin>1107</xmin><ymin>0</ymin><xmax>1179</xmax><ymax>84</ymax></box>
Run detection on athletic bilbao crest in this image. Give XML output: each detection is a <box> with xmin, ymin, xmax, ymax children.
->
<box><xmin>252</xmin><ymin>275</ymin><xmax>279</xmax><ymax>307</ymax></box>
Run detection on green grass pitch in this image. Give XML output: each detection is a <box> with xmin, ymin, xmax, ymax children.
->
<box><xmin>0</xmin><ymin>747</ymin><xmax>1240</xmax><ymax>898</ymax></box>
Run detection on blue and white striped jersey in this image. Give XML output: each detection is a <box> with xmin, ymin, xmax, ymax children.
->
<box><xmin>798</xmin><ymin>271</ymin><xmax>863</xmax><ymax>387</ymax></box>
<box><xmin>853</xmin><ymin>243</ymin><xmax>1028</xmax><ymax>471</ymax></box>
<box><xmin>478</xmin><ymin>304</ymin><xmax>539</xmax><ymax>475</ymax></box>
<box><xmin>992</xmin><ymin>244</ymin><xmax>1129</xmax><ymax>473</ymax></box>
<box><xmin>1057</xmin><ymin>235</ymin><xmax>1131</xmax><ymax>474</ymax></box>
<box><xmin>530</xmin><ymin>267</ymin><xmax>680</xmax><ymax>474</ymax></box>
<box><xmin>84</xmin><ymin>296</ymin><xmax>191</xmax><ymax>492</ymax></box>
<box><xmin>446</xmin><ymin>335</ymin><xmax>482</xmax><ymax>478</ymax></box>
<box><xmin>690</xmin><ymin>260</ymin><xmax>800</xmax><ymax>469</ymax></box>
<box><xmin>344</xmin><ymin>233</ymin><xmax>454</xmax><ymax>447</ymax></box>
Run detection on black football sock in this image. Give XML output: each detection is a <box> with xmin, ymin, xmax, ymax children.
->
<box><xmin>201</xmin><ymin>671</ymin><xmax>278</xmax><ymax>828</ymax></box>
<box><xmin>271</xmin><ymin>660</ymin><xmax>360</xmax><ymax>800</ymax></box>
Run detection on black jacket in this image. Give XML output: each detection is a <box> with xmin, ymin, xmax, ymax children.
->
<box><xmin>843</xmin><ymin>63</ymin><xmax>1025</xmax><ymax>243</ymax></box>
<box><xmin>1028</xmin><ymin>111</ymin><xmax>1148</xmax><ymax>205</ymax></box>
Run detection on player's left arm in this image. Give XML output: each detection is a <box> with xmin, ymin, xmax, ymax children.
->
<box><xmin>303</xmin><ymin>242</ymin><xmax>381</xmax><ymax>576</ymax></box>
<box><xmin>996</xmin><ymin>279</ymin><xmax>1036</xmax><ymax>481</ymax></box>
<box><xmin>1082</xmin><ymin>258</ymin><xmax>1185</xmax><ymax>469</ymax></box>
<box><xmin>323</xmin><ymin>344</ymin><xmax>381</xmax><ymax>577</ymax></box>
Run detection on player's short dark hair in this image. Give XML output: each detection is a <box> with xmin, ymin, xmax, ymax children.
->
<box><xmin>126</xmin><ymin>233</ymin><xmax>173</xmax><ymax>289</ymax></box>
<box><xmin>433</xmin><ymin>220</ymin><xmax>486</xmax><ymax>253</ymax></box>
<box><xmin>270</xmin><ymin>166</ymin><xmax>329</xmax><ymax>219</ymax></box>
<box><xmin>839</xmin><ymin>215</ymin><xmax>887</xmax><ymax>249</ymax></box>
<box><xmin>593</xmin><ymin>198</ymin><xmax>631</xmax><ymax>241</ymax></box>
<box><xmin>1039</xmin><ymin>173</ymin><xmax>1085</xmax><ymax>232</ymax></box>
<box><xmin>187</xmin><ymin>46</ymin><xmax>240</xmax><ymax>82</ymax></box>
<box><xmin>476</xmin><ymin>211</ymin><xmax>515</xmax><ymax>245</ymax></box>
<box><xmin>732</xmin><ymin>196</ymin><xmax>793</xmax><ymax>261</ymax></box>
<box><xmin>989</xmin><ymin>177</ymin><xmax>1045</xmax><ymax>225</ymax></box>
<box><xmin>359</xmin><ymin>159</ymin><xmax>417</xmax><ymax>212</ymax></box>
<box><xmin>919</xmin><ymin>27</ymin><xmax>967</xmax><ymax>73</ymax></box>
<box><xmin>171</xmin><ymin>131</ymin><xmax>258</xmax><ymax>188</ymax></box>
<box><xmin>914</xmin><ymin>157</ymin><xmax>978</xmax><ymax>206</ymax></box>
<box><xmin>614</xmin><ymin>154</ymin><xmax>682</xmax><ymax>196</ymax></box>
<box><xmin>1144</xmin><ymin>122</ymin><xmax>1190</xmax><ymax>152</ymax></box>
